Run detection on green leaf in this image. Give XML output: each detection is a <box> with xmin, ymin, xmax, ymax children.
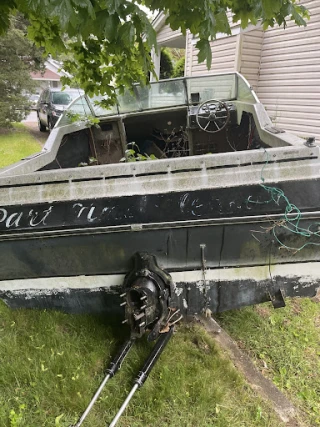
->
<box><xmin>196</xmin><ymin>39</ymin><xmax>212</xmax><ymax>69</ymax></box>
<box><xmin>50</xmin><ymin>0</ymin><xmax>78</xmax><ymax>29</ymax></box>
<box><xmin>108</xmin><ymin>0</ymin><xmax>121</xmax><ymax>14</ymax></box>
<box><xmin>0</xmin><ymin>0</ymin><xmax>11</xmax><ymax>36</ymax></box>
<box><xmin>136</xmin><ymin>8</ymin><xmax>157</xmax><ymax>48</ymax></box>
<box><xmin>74</xmin><ymin>0</ymin><xmax>95</xmax><ymax>19</ymax></box>
<box><xmin>262</xmin><ymin>0</ymin><xmax>278</xmax><ymax>19</ymax></box>
<box><xmin>290</xmin><ymin>5</ymin><xmax>308</xmax><ymax>27</ymax></box>
<box><xmin>24</xmin><ymin>0</ymin><xmax>44</xmax><ymax>13</ymax></box>
<box><xmin>95</xmin><ymin>11</ymin><xmax>120</xmax><ymax>40</ymax></box>
<box><xmin>118</xmin><ymin>22</ymin><xmax>135</xmax><ymax>44</ymax></box>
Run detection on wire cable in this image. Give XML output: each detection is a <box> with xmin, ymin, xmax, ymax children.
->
<box><xmin>247</xmin><ymin>149</ymin><xmax>320</xmax><ymax>252</ymax></box>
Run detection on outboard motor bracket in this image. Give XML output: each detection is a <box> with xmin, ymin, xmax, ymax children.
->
<box><xmin>121</xmin><ymin>252</ymin><xmax>176</xmax><ymax>341</ymax></box>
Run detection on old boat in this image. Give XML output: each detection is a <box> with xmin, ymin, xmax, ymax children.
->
<box><xmin>0</xmin><ymin>72</ymin><xmax>319</xmax><ymax>335</ymax></box>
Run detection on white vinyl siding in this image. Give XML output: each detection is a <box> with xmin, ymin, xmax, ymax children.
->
<box><xmin>185</xmin><ymin>31</ymin><xmax>193</xmax><ymax>76</ymax></box>
<box><xmin>187</xmin><ymin>10</ymin><xmax>239</xmax><ymax>76</ymax></box>
<box><xmin>190</xmin><ymin>36</ymin><xmax>238</xmax><ymax>76</ymax></box>
<box><xmin>157</xmin><ymin>24</ymin><xmax>183</xmax><ymax>45</ymax></box>
<box><xmin>256</xmin><ymin>0</ymin><xmax>320</xmax><ymax>141</ymax></box>
<box><xmin>239</xmin><ymin>29</ymin><xmax>264</xmax><ymax>91</ymax></box>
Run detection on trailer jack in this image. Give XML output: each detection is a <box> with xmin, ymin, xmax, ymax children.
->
<box><xmin>71</xmin><ymin>252</ymin><xmax>181</xmax><ymax>427</ymax></box>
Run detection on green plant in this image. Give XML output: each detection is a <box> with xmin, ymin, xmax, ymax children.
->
<box><xmin>65</xmin><ymin>111</ymin><xmax>100</xmax><ymax>127</ymax></box>
<box><xmin>9</xmin><ymin>404</ymin><xmax>26</xmax><ymax>427</ymax></box>
<box><xmin>0</xmin><ymin>300</ymin><xmax>282</xmax><ymax>426</ymax></box>
<box><xmin>160</xmin><ymin>48</ymin><xmax>174</xmax><ymax>80</ymax></box>
<box><xmin>55</xmin><ymin>413</ymin><xmax>65</xmax><ymax>426</ymax></box>
<box><xmin>173</xmin><ymin>57</ymin><xmax>185</xmax><ymax>78</ymax></box>
<box><xmin>216</xmin><ymin>298</ymin><xmax>320</xmax><ymax>426</ymax></box>
<box><xmin>120</xmin><ymin>142</ymin><xmax>158</xmax><ymax>162</ymax></box>
<box><xmin>0</xmin><ymin>123</ymin><xmax>42</xmax><ymax>168</ymax></box>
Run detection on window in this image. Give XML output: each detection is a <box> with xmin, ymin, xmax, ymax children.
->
<box><xmin>52</xmin><ymin>92</ymin><xmax>73</xmax><ymax>105</ymax></box>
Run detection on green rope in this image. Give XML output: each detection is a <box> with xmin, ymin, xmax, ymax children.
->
<box><xmin>247</xmin><ymin>149</ymin><xmax>320</xmax><ymax>252</ymax></box>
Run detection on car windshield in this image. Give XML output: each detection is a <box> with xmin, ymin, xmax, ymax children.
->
<box><xmin>52</xmin><ymin>92</ymin><xmax>78</xmax><ymax>105</ymax></box>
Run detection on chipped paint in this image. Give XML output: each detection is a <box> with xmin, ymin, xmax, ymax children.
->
<box><xmin>0</xmin><ymin>274</ymin><xmax>125</xmax><ymax>291</ymax></box>
<box><xmin>196</xmin><ymin>280</ymin><xmax>205</xmax><ymax>293</ymax></box>
<box><xmin>1</xmin><ymin>263</ymin><xmax>320</xmax><ymax>293</ymax></box>
<box><xmin>0</xmin><ymin>262</ymin><xmax>319</xmax><ymax>313</ymax></box>
<box><xmin>174</xmin><ymin>286</ymin><xmax>184</xmax><ymax>297</ymax></box>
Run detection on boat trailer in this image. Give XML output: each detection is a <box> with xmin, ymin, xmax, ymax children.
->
<box><xmin>71</xmin><ymin>252</ymin><xmax>182</xmax><ymax>427</ymax></box>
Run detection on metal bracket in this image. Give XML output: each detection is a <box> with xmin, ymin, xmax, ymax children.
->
<box><xmin>121</xmin><ymin>252</ymin><xmax>175</xmax><ymax>341</ymax></box>
<box><xmin>200</xmin><ymin>243</ymin><xmax>211</xmax><ymax>315</ymax></box>
<box><xmin>268</xmin><ymin>288</ymin><xmax>286</xmax><ymax>309</ymax></box>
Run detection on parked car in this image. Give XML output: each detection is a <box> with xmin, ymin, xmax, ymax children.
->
<box><xmin>29</xmin><ymin>94</ymin><xmax>40</xmax><ymax>110</ymax></box>
<box><xmin>36</xmin><ymin>88</ymin><xmax>84</xmax><ymax>132</ymax></box>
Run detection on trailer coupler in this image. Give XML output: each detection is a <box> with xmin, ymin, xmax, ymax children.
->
<box><xmin>71</xmin><ymin>252</ymin><xmax>181</xmax><ymax>427</ymax></box>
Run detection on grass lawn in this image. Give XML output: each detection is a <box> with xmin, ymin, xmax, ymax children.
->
<box><xmin>216</xmin><ymin>298</ymin><xmax>320</xmax><ymax>426</ymax></box>
<box><xmin>0</xmin><ymin>299</ymin><xmax>319</xmax><ymax>427</ymax></box>
<box><xmin>0</xmin><ymin>301</ymin><xmax>282</xmax><ymax>427</ymax></box>
<box><xmin>0</xmin><ymin>123</ymin><xmax>42</xmax><ymax>168</ymax></box>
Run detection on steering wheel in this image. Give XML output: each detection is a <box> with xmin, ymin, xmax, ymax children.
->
<box><xmin>196</xmin><ymin>99</ymin><xmax>230</xmax><ymax>133</ymax></box>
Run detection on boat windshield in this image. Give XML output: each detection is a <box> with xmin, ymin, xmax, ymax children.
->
<box><xmin>57</xmin><ymin>72</ymin><xmax>256</xmax><ymax>126</ymax></box>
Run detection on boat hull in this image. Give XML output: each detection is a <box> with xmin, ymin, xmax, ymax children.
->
<box><xmin>1</xmin><ymin>147</ymin><xmax>320</xmax><ymax>313</ymax></box>
<box><xmin>1</xmin><ymin>193</ymin><xmax>320</xmax><ymax>313</ymax></box>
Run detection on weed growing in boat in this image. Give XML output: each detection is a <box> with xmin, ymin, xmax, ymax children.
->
<box><xmin>120</xmin><ymin>142</ymin><xmax>158</xmax><ymax>162</ymax></box>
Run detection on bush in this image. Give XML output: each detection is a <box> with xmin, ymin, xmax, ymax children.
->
<box><xmin>160</xmin><ymin>48</ymin><xmax>174</xmax><ymax>80</ymax></box>
<box><xmin>172</xmin><ymin>56</ymin><xmax>185</xmax><ymax>78</ymax></box>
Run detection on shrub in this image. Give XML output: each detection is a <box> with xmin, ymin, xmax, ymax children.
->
<box><xmin>173</xmin><ymin>57</ymin><xmax>185</xmax><ymax>78</ymax></box>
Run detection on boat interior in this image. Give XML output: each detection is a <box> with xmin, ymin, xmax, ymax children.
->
<box><xmin>0</xmin><ymin>72</ymin><xmax>308</xmax><ymax>176</ymax></box>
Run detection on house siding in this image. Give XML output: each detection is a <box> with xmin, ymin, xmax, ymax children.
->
<box><xmin>190</xmin><ymin>36</ymin><xmax>238</xmax><ymax>76</ymax></box>
<box><xmin>186</xmin><ymin>10</ymin><xmax>239</xmax><ymax>76</ymax></box>
<box><xmin>185</xmin><ymin>31</ymin><xmax>193</xmax><ymax>76</ymax></box>
<box><xmin>30</xmin><ymin>60</ymin><xmax>66</xmax><ymax>94</ymax></box>
<box><xmin>188</xmin><ymin>27</ymin><xmax>264</xmax><ymax>84</ymax></box>
<box><xmin>157</xmin><ymin>24</ymin><xmax>182</xmax><ymax>45</ymax></box>
<box><xmin>239</xmin><ymin>28</ymin><xmax>264</xmax><ymax>91</ymax></box>
<box><xmin>256</xmin><ymin>0</ymin><xmax>320</xmax><ymax>140</ymax></box>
